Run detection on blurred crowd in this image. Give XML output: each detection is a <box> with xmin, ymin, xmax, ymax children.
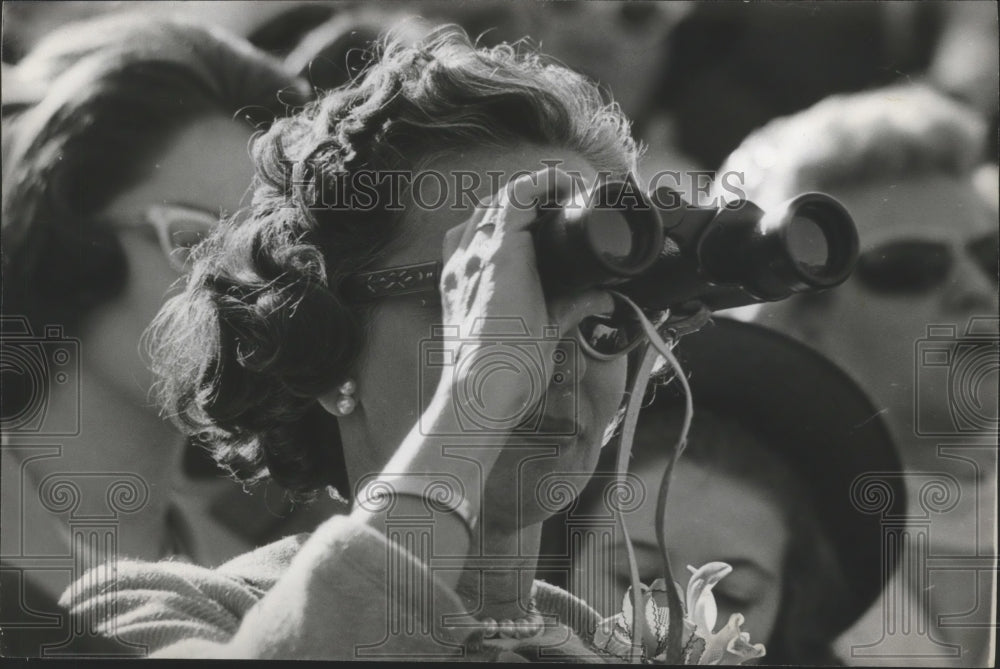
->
<box><xmin>1</xmin><ymin>1</ymin><xmax>997</xmax><ymax>665</ymax></box>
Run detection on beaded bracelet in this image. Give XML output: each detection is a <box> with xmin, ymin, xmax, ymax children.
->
<box><xmin>479</xmin><ymin>613</ymin><xmax>546</xmax><ymax>641</ymax></box>
<box><xmin>477</xmin><ymin>598</ymin><xmax>545</xmax><ymax>641</ymax></box>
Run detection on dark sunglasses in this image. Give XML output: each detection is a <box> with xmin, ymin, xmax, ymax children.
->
<box><xmin>856</xmin><ymin>232</ymin><xmax>999</xmax><ymax>295</ymax></box>
<box><xmin>341</xmin><ymin>261</ymin><xmax>647</xmax><ymax>359</ymax></box>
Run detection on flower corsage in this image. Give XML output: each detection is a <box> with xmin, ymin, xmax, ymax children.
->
<box><xmin>591</xmin><ymin>561</ymin><xmax>767</xmax><ymax>665</ymax></box>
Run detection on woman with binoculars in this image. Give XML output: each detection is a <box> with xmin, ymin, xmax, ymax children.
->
<box><xmin>61</xmin><ymin>26</ymin><xmax>854</xmax><ymax>662</ymax></box>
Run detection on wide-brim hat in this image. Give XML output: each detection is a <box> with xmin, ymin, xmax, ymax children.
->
<box><xmin>655</xmin><ymin>316</ymin><xmax>906</xmax><ymax>634</ymax></box>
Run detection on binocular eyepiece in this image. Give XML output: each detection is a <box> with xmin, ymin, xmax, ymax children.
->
<box><xmin>534</xmin><ymin>180</ymin><xmax>859</xmax><ymax>312</ymax></box>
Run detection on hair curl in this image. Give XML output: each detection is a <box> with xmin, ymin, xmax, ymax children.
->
<box><xmin>150</xmin><ymin>25</ymin><xmax>640</xmax><ymax>501</ymax></box>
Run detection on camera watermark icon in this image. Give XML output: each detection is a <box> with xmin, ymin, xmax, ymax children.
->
<box><xmin>419</xmin><ymin>318</ymin><xmax>579</xmax><ymax>435</ymax></box>
<box><xmin>914</xmin><ymin>317</ymin><xmax>999</xmax><ymax>437</ymax></box>
<box><xmin>534</xmin><ymin>471</ymin><xmax>647</xmax><ymax>518</ymax></box>
<box><xmin>847</xmin><ymin>470</ymin><xmax>998</xmax><ymax>661</ymax></box>
<box><xmin>1</xmin><ymin>316</ymin><xmax>81</xmax><ymax>437</ymax></box>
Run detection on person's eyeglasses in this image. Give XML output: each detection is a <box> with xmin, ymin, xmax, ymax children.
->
<box><xmin>123</xmin><ymin>204</ymin><xmax>218</xmax><ymax>273</ymax></box>
<box><xmin>341</xmin><ymin>261</ymin><xmax>648</xmax><ymax>360</ymax></box>
<box><xmin>855</xmin><ymin>233</ymin><xmax>999</xmax><ymax>295</ymax></box>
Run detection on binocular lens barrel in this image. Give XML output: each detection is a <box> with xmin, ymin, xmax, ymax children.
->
<box><xmin>693</xmin><ymin>192</ymin><xmax>859</xmax><ymax>306</ymax></box>
<box><xmin>787</xmin><ymin>215</ymin><xmax>830</xmax><ymax>273</ymax></box>
<box><xmin>535</xmin><ymin>180</ymin><xmax>663</xmax><ymax>293</ymax></box>
<box><xmin>535</xmin><ymin>182</ymin><xmax>859</xmax><ymax>312</ymax></box>
<box><xmin>778</xmin><ymin>195</ymin><xmax>858</xmax><ymax>289</ymax></box>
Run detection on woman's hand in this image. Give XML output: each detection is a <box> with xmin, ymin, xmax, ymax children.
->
<box><xmin>357</xmin><ymin>167</ymin><xmax>613</xmax><ymax>589</ymax></box>
<box><xmin>435</xmin><ymin>167</ymin><xmax>610</xmax><ymax>426</ymax></box>
<box><xmin>429</xmin><ymin>168</ymin><xmax>618</xmax><ymax>617</ymax></box>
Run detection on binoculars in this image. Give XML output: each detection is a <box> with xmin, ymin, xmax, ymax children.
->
<box><xmin>533</xmin><ymin>181</ymin><xmax>859</xmax><ymax>312</ymax></box>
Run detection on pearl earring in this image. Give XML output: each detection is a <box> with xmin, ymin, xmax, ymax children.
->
<box><xmin>333</xmin><ymin>378</ymin><xmax>357</xmax><ymax>416</ymax></box>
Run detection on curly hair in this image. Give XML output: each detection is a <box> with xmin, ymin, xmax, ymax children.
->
<box><xmin>149</xmin><ymin>25</ymin><xmax>641</xmax><ymax>501</ymax></box>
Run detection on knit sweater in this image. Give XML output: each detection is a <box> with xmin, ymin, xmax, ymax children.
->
<box><xmin>60</xmin><ymin>514</ymin><xmax>609</xmax><ymax>662</ymax></box>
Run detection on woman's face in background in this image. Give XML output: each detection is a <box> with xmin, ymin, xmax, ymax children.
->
<box><xmin>574</xmin><ymin>456</ymin><xmax>788</xmax><ymax>645</ymax></box>
<box><xmin>336</xmin><ymin>144</ymin><xmax>629</xmax><ymax>529</ymax></box>
<box><xmin>756</xmin><ymin>173</ymin><xmax>999</xmax><ymax>473</ymax></box>
<box><xmin>82</xmin><ymin>115</ymin><xmax>256</xmax><ymax>412</ymax></box>
<box><xmin>5</xmin><ymin>114</ymin><xmax>260</xmax><ymax>569</ymax></box>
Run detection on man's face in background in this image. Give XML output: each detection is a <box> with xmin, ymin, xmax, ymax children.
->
<box><xmin>753</xmin><ymin>171</ymin><xmax>998</xmax><ymax>471</ymax></box>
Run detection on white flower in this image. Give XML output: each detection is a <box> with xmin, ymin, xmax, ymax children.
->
<box><xmin>686</xmin><ymin>562</ymin><xmax>731</xmax><ymax>640</ymax></box>
<box><xmin>591</xmin><ymin>561</ymin><xmax>766</xmax><ymax>665</ymax></box>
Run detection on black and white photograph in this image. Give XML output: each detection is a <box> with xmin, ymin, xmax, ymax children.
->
<box><xmin>1</xmin><ymin>1</ymin><xmax>997</xmax><ymax>665</ymax></box>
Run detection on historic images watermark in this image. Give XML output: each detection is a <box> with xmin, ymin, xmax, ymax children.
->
<box><xmin>1</xmin><ymin>448</ymin><xmax>152</xmax><ymax>657</ymax></box>
<box><xmin>278</xmin><ymin>159</ymin><xmax>748</xmax><ymax>213</ymax></box>
<box><xmin>1</xmin><ymin>316</ymin><xmax>81</xmax><ymax>438</ymax></box>
<box><xmin>914</xmin><ymin>317</ymin><xmax>999</xmax><ymax>437</ymax></box>
<box><xmin>844</xmin><ymin>317</ymin><xmax>999</xmax><ymax>663</ymax></box>
<box><xmin>418</xmin><ymin>318</ymin><xmax>580</xmax><ymax>437</ymax></box>
<box><xmin>353</xmin><ymin>462</ymin><xmax>648</xmax><ymax>660</ymax></box>
<box><xmin>2</xmin><ymin>316</ymin><xmax>151</xmax><ymax>656</ymax></box>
